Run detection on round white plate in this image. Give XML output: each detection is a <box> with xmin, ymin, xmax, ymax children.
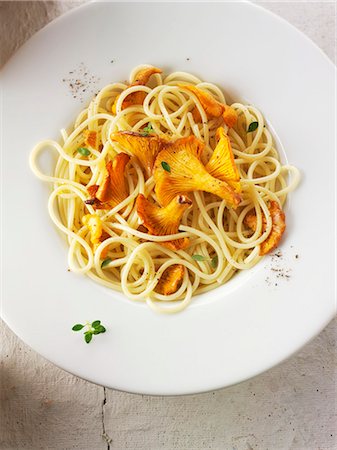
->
<box><xmin>1</xmin><ymin>2</ymin><xmax>335</xmax><ymax>395</ymax></box>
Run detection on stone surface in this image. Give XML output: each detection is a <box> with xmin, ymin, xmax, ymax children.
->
<box><xmin>1</xmin><ymin>2</ymin><xmax>336</xmax><ymax>449</ymax></box>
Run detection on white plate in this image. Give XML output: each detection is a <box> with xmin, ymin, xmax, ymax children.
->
<box><xmin>1</xmin><ymin>2</ymin><xmax>335</xmax><ymax>395</ymax></box>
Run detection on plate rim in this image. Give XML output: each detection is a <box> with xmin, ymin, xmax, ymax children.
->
<box><xmin>1</xmin><ymin>0</ymin><xmax>336</xmax><ymax>395</ymax></box>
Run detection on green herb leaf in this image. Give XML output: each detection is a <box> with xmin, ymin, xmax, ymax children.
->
<box><xmin>84</xmin><ymin>332</ymin><xmax>93</xmax><ymax>344</ymax></box>
<box><xmin>247</xmin><ymin>122</ymin><xmax>258</xmax><ymax>133</ymax></box>
<box><xmin>77</xmin><ymin>147</ymin><xmax>91</xmax><ymax>156</ymax></box>
<box><xmin>73</xmin><ymin>320</ymin><xmax>107</xmax><ymax>343</ymax></box>
<box><xmin>101</xmin><ymin>258</ymin><xmax>112</xmax><ymax>268</ymax></box>
<box><xmin>192</xmin><ymin>254</ymin><xmax>207</xmax><ymax>261</ymax></box>
<box><xmin>161</xmin><ymin>161</ymin><xmax>171</xmax><ymax>173</ymax></box>
<box><xmin>211</xmin><ymin>255</ymin><xmax>218</xmax><ymax>269</ymax></box>
<box><xmin>141</xmin><ymin>123</ymin><xmax>154</xmax><ymax>136</ymax></box>
<box><xmin>93</xmin><ymin>325</ymin><xmax>106</xmax><ymax>335</ymax></box>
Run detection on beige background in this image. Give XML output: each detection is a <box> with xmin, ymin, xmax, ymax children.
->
<box><xmin>1</xmin><ymin>2</ymin><xmax>336</xmax><ymax>449</ymax></box>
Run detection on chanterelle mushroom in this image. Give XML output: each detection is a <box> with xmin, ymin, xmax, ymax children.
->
<box><xmin>205</xmin><ymin>127</ymin><xmax>241</xmax><ymax>192</ymax></box>
<box><xmin>179</xmin><ymin>84</ymin><xmax>237</xmax><ymax>127</ymax></box>
<box><xmin>112</xmin><ymin>66</ymin><xmax>162</xmax><ymax>113</ymax></box>
<box><xmin>244</xmin><ymin>201</ymin><xmax>286</xmax><ymax>255</ymax></box>
<box><xmin>83</xmin><ymin>130</ymin><xmax>98</xmax><ymax>150</ymax></box>
<box><xmin>86</xmin><ymin>152</ymin><xmax>130</xmax><ymax>209</ymax></box>
<box><xmin>155</xmin><ymin>264</ymin><xmax>185</xmax><ymax>295</ymax></box>
<box><xmin>153</xmin><ymin>135</ymin><xmax>241</xmax><ymax>208</ymax></box>
<box><xmin>222</xmin><ymin>106</ymin><xmax>237</xmax><ymax>128</ymax></box>
<box><xmin>110</xmin><ymin>131</ymin><xmax>163</xmax><ymax>177</ymax></box>
<box><xmin>136</xmin><ymin>193</ymin><xmax>192</xmax><ymax>251</ymax></box>
<box><xmin>82</xmin><ymin>214</ymin><xmax>102</xmax><ymax>247</ymax></box>
<box><xmin>82</xmin><ymin>214</ymin><xmax>110</xmax><ymax>257</ymax></box>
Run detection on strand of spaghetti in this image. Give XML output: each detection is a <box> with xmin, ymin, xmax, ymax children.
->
<box><xmin>129</xmin><ymin>64</ymin><xmax>163</xmax><ymax>85</ymax></box>
<box><xmin>273</xmin><ymin>165</ymin><xmax>301</xmax><ymax>195</ymax></box>
<box><xmin>164</xmin><ymin>71</ymin><xmax>202</xmax><ymax>84</ymax></box>
<box><xmin>180</xmin><ymin>85</ymin><xmax>210</xmax><ymax>143</ymax></box>
<box><xmin>230</xmin><ymin>187</ymin><xmax>273</xmax><ymax>246</ymax></box>
<box><xmin>192</xmin><ymin>193</ymin><xmax>259</xmax><ymax>270</ymax></box>
<box><xmin>63</xmin><ymin>114</ymin><xmax>113</xmax><ymax>163</ymax></box>
<box><xmin>245</xmin><ymin>157</ymin><xmax>281</xmax><ymax>183</ymax></box>
<box><xmin>147</xmin><ymin>278</ymin><xmax>193</xmax><ymax>314</ymax></box>
<box><xmin>86</xmin><ymin>270</ymin><xmax>123</xmax><ymax>291</ymax></box>
<box><xmin>121</xmin><ymin>245</ymin><xmax>193</xmax><ymax>300</ymax></box>
<box><xmin>187</xmin><ymin>112</ymin><xmax>204</xmax><ymax>141</ymax></box>
<box><xmin>94</xmin><ymin>237</ymin><xmax>140</xmax><ymax>280</ymax></box>
<box><xmin>30</xmin><ymin>141</ymin><xmax>92</xmax><ymax>189</ymax></box>
<box><xmin>245</xmin><ymin>106</ymin><xmax>265</xmax><ymax>152</ymax></box>
<box><xmin>157</xmin><ymin>87</ymin><xmax>180</xmax><ymax>134</ymax></box>
<box><xmin>111</xmin><ymin>222</ymin><xmax>190</xmax><ymax>242</ymax></box>
<box><xmin>90</xmin><ymin>82</ymin><xmax>128</xmax><ymax>116</ymax></box>
<box><xmin>113</xmin><ymin>85</ymin><xmax>152</xmax><ymax>115</ymax></box>
<box><xmin>143</xmin><ymin>85</ymin><xmax>194</xmax><ymax>121</ymax></box>
<box><xmin>197</xmin><ymin>82</ymin><xmax>227</xmax><ymax>104</ymax></box>
<box><xmin>152</xmin><ymin>269</ymin><xmax>190</xmax><ymax>301</ymax></box>
<box><xmin>48</xmin><ymin>187</ymin><xmax>93</xmax><ymax>272</ymax></box>
<box><xmin>68</xmin><ymin>228</ymin><xmax>92</xmax><ymax>272</ymax></box>
<box><xmin>29</xmin><ymin>66</ymin><xmax>299</xmax><ymax>313</ymax></box>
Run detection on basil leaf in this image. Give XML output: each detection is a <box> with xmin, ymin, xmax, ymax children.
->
<box><xmin>77</xmin><ymin>147</ymin><xmax>91</xmax><ymax>156</ymax></box>
<box><xmin>247</xmin><ymin>122</ymin><xmax>258</xmax><ymax>133</ymax></box>
<box><xmin>72</xmin><ymin>324</ymin><xmax>84</xmax><ymax>331</ymax></box>
<box><xmin>192</xmin><ymin>254</ymin><xmax>206</xmax><ymax>261</ymax></box>
<box><xmin>91</xmin><ymin>320</ymin><xmax>101</xmax><ymax>328</ymax></box>
<box><xmin>161</xmin><ymin>161</ymin><xmax>171</xmax><ymax>173</ymax></box>
<box><xmin>84</xmin><ymin>332</ymin><xmax>93</xmax><ymax>344</ymax></box>
<box><xmin>101</xmin><ymin>258</ymin><xmax>112</xmax><ymax>268</ymax></box>
<box><xmin>211</xmin><ymin>255</ymin><xmax>218</xmax><ymax>268</ymax></box>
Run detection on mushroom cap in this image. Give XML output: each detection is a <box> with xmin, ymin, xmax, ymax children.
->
<box><xmin>205</xmin><ymin>127</ymin><xmax>241</xmax><ymax>193</ymax></box>
<box><xmin>244</xmin><ymin>201</ymin><xmax>286</xmax><ymax>255</ymax></box>
<box><xmin>86</xmin><ymin>153</ymin><xmax>130</xmax><ymax>209</ymax></box>
<box><xmin>111</xmin><ymin>131</ymin><xmax>162</xmax><ymax>177</ymax></box>
<box><xmin>136</xmin><ymin>193</ymin><xmax>192</xmax><ymax>251</ymax></box>
<box><xmin>155</xmin><ymin>264</ymin><xmax>185</xmax><ymax>295</ymax></box>
<box><xmin>153</xmin><ymin>136</ymin><xmax>241</xmax><ymax>208</ymax></box>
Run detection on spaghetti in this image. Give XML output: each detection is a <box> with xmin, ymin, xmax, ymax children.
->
<box><xmin>30</xmin><ymin>65</ymin><xmax>300</xmax><ymax>313</ymax></box>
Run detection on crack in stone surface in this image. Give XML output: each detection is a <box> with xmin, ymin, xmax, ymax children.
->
<box><xmin>102</xmin><ymin>387</ymin><xmax>112</xmax><ymax>449</ymax></box>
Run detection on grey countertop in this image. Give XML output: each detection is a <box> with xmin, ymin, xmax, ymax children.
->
<box><xmin>1</xmin><ymin>2</ymin><xmax>336</xmax><ymax>449</ymax></box>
